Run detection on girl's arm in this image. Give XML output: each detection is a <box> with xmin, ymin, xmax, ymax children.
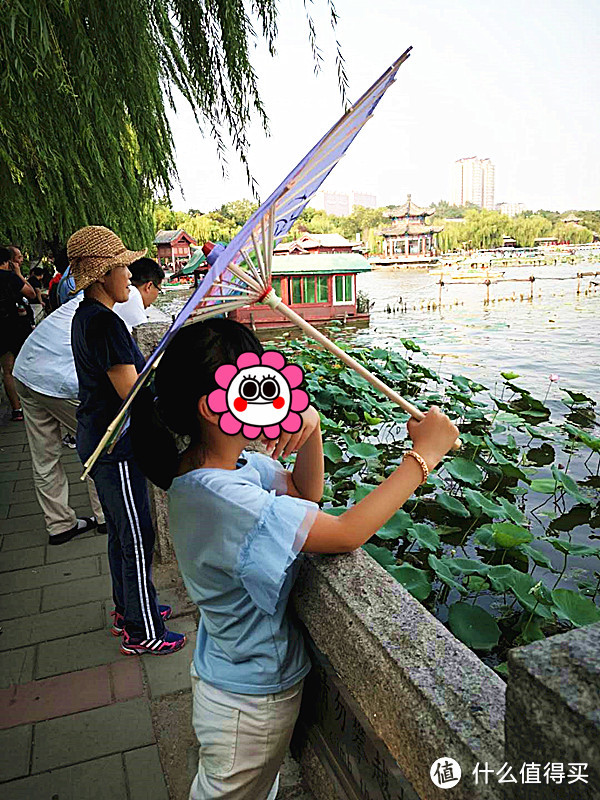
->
<box><xmin>302</xmin><ymin>406</ymin><xmax>459</xmax><ymax>554</ymax></box>
<box><xmin>286</xmin><ymin>407</ymin><xmax>324</xmax><ymax>503</ymax></box>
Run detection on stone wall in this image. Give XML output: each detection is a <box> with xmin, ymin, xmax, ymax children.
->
<box><xmin>291</xmin><ymin>551</ymin><xmax>506</xmax><ymax>800</ymax></box>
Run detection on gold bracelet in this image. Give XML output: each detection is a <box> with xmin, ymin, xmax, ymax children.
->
<box><xmin>403</xmin><ymin>450</ymin><xmax>429</xmax><ymax>484</ymax></box>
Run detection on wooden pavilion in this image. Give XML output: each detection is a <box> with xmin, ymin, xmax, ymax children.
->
<box><xmin>379</xmin><ymin>195</ymin><xmax>443</xmax><ymax>257</ymax></box>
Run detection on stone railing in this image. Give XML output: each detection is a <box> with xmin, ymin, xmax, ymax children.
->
<box><xmin>290</xmin><ymin>551</ymin><xmax>599</xmax><ymax>800</ymax></box>
<box><xmin>135</xmin><ymin>322</ymin><xmax>599</xmax><ymax>800</ymax></box>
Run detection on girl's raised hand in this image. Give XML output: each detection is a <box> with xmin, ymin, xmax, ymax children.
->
<box><xmin>266</xmin><ymin>405</ymin><xmax>321</xmax><ymax>461</ymax></box>
<box><xmin>406</xmin><ymin>406</ymin><xmax>459</xmax><ymax>470</ymax></box>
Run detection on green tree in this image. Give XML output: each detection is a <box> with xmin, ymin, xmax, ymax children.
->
<box><xmin>1</xmin><ymin>1</ymin><xmax>345</xmax><ymax>253</ymax></box>
<box><xmin>551</xmin><ymin>223</ymin><xmax>593</xmax><ymax>245</ymax></box>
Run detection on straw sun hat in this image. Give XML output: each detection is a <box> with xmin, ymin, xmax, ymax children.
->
<box><xmin>67</xmin><ymin>225</ymin><xmax>147</xmax><ymax>292</ymax></box>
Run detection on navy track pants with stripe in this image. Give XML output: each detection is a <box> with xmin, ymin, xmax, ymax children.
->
<box><xmin>91</xmin><ymin>457</ymin><xmax>165</xmax><ymax>640</ymax></box>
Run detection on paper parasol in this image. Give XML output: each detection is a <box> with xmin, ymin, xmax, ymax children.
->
<box><xmin>82</xmin><ymin>47</ymin><xmax>455</xmax><ymax>479</ymax></box>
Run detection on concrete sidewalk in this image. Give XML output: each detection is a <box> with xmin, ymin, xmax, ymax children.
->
<box><xmin>0</xmin><ymin>413</ymin><xmax>312</xmax><ymax>799</ymax></box>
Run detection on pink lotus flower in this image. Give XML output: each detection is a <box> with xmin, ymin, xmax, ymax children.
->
<box><xmin>549</xmin><ymin>374</ymin><xmax>559</xmax><ymax>382</ymax></box>
<box><xmin>208</xmin><ymin>350</ymin><xmax>309</xmax><ymax>439</ymax></box>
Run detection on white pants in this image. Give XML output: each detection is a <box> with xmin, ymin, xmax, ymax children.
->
<box><xmin>190</xmin><ymin>663</ymin><xmax>304</xmax><ymax>800</ymax></box>
<box><xmin>14</xmin><ymin>378</ymin><xmax>104</xmax><ymax>535</ymax></box>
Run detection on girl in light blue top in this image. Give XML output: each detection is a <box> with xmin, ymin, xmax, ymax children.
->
<box><xmin>130</xmin><ymin>318</ymin><xmax>458</xmax><ymax>800</ymax></box>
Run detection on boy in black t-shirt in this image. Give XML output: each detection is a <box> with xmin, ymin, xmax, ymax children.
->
<box><xmin>69</xmin><ymin>226</ymin><xmax>186</xmax><ymax>656</ymax></box>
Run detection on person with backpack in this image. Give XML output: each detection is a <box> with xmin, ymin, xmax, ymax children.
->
<box><xmin>0</xmin><ymin>246</ymin><xmax>36</xmax><ymax>420</ymax></box>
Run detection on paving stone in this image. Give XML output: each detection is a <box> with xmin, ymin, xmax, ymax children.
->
<box><xmin>0</xmin><ymin>482</ymin><xmax>16</xmax><ymax>501</ymax></box>
<box><xmin>100</xmin><ymin>552</ymin><xmax>110</xmax><ymax>573</ymax></box>
<box><xmin>2</xmin><ymin>529</ymin><xmax>47</xmax><ymax>551</ymax></box>
<box><xmin>0</xmin><ymin>470</ymin><xmax>25</xmax><ymax>484</ymax></box>
<box><xmin>1</xmin><ymin>753</ymin><xmax>128</xmax><ymax>800</ymax></box>
<box><xmin>0</xmin><ymin>601</ymin><xmax>103</xmax><ymax>651</ymax></box>
<box><xmin>0</xmin><ymin>503</ymin><xmax>9</xmax><ymax>519</ymax></box>
<box><xmin>42</xmin><ymin>573</ymin><xmax>112</xmax><ymax>611</ymax></box>
<box><xmin>7</xmin><ymin>500</ymin><xmax>41</xmax><ymax>518</ymax></box>
<box><xmin>0</xmin><ymin>587</ymin><xmax>41</xmax><ymax>621</ymax></box>
<box><xmin>0</xmin><ymin>648</ymin><xmax>36</xmax><ymax>689</ymax></box>
<box><xmin>143</xmin><ymin>616</ymin><xmax>197</xmax><ymax>698</ymax></box>
<box><xmin>0</xmin><ymin>724</ymin><xmax>32</xmax><ymax>781</ymax></box>
<box><xmin>36</xmin><ymin>628</ymin><xmax>121</xmax><ymax>679</ymax></box>
<box><xmin>0</xmin><ymin>431</ymin><xmax>29</xmax><ymax>447</ymax></box>
<box><xmin>13</xmin><ymin>478</ymin><xmax>34</xmax><ymax>492</ymax></box>
<box><xmin>45</xmin><ymin>534</ymin><xmax>107</xmax><ymax>564</ymax></box>
<box><xmin>3</xmin><ymin>488</ymin><xmax>36</xmax><ymax>504</ymax></box>
<box><xmin>0</xmin><ymin>546</ymin><xmax>45</xmax><ymax>573</ymax></box>
<box><xmin>64</xmin><ymin>461</ymin><xmax>85</xmax><ymax>475</ymax></box>
<box><xmin>0</xmin><ymin>443</ymin><xmax>27</xmax><ymax>454</ymax></box>
<box><xmin>0</xmin><ymin>513</ymin><xmax>46</xmax><ymax>534</ymax></box>
<box><xmin>0</xmin><ymin>555</ymin><xmax>99</xmax><ymax>594</ymax></box>
<box><xmin>111</xmin><ymin>659</ymin><xmax>145</xmax><ymax>702</ymax></box>
<box><xmin>0</xmin><ymin>664</ymin><xmax>112</xmax><ymax>729</ymax></box>
<box><xmin>32</xmin><ymin>697</ymin><xmax>155</xmax><ymax>772</ymax></box>
<box><xmin>124</xmin><ymin>745</ymin><xmax>169</xmax><ymax>800</ymax></box>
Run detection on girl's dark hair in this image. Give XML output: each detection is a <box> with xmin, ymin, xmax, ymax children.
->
<box><xmin>130</xmin><ymin>318</ymin><xmax>264</xmax><ymax>490</ymax></box>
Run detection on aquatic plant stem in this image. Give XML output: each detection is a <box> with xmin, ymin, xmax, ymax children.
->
<box><xmin>552</xmin><ymin>552</ymin><xmax>569</xmax><ymax>590</ymax></box>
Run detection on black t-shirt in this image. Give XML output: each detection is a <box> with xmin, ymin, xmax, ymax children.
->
<box><xmin>71</xmin><ymin>298</ymin><xmax>146</xmax><ymax>463</ymax></box>
<box><xmin>0</xmin><ymin>269</ymin><xmax>25</xmax><ymax>321</ymax></box>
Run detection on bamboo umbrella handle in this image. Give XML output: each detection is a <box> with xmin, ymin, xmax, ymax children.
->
<box><xmin>268</xmin><ymin>296</ymin><xmax>461</xmax><ymax>449</ymax></box>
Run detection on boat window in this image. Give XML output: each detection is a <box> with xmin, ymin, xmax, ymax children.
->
<box><xmin>334</xmin><ymin>274</ymin><xmax>354</xmax><ymax>303</ymax></box>
<box><xmin>303</xmin><ymin>276</ymin><xmax>316</xmax><ymax>303</ymax></box>
<box><xmin>317</xmin><ymin>275</ymin><xmax>328</xmax><ymax>302</ymax></box>
<box><xmin>271</xmin><ymin>277</ymin><xmax>282</xmax><ymax>297</ymax></box>
<box><xmin>345</xmin><ymin>274</ymin><xmax>353</xmax><ymax>300</ymax></box>
<box><xmin>291</xmin><ymin>277</ymin><xmax>302</xmax><ymax>304</ymax></box>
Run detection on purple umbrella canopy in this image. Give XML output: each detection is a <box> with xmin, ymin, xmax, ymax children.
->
<box><xmin>82</xmin><ymin>48</ymin><xmax>424</xmax><ymax>477</ymax></box>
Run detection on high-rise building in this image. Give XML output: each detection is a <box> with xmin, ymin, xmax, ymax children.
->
<box><xmin>495</xmin><ymin>202</ymin><xmax>525</xmax><ymax>218</ymax></box>
<box><xmin>452</xmin><ymin>156</ymin><xmax>495</xmax><ymax>209</ymax></box>
<box><xmin>351</xmin><ymin>191</ymin><xmax>377</xmax><ymax>210</ymax></box>
<box><xmin>310</xmin><ymin>190</ymin><xmax>350</xmax><ymax>216</ymax></box>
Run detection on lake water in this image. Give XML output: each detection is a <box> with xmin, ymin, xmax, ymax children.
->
<box><xmin>157</xmin><ymin>260</ymin><xmax>600</xmax><ymax>404</ymax></box>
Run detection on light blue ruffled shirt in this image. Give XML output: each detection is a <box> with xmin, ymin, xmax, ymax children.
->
<box><xmin>168</xmin><ymin>451</ymin><xmax>318</xmax><ymax>694</ymax></box>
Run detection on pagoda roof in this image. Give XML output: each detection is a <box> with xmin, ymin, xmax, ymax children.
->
<box><xmin>562</xmin><ymin>215</ymin><xmax>582</xmax><ymax>224</ymax></box>
<box><xmin>384</xmin><ymin>194</ymin><xmax>434</xmax><ymax>219</ymax></box>
<box><xmin>272</xmin><ymin>253</ymin><xmax>370</xmax><ymax>275</ymax></box>
<box><xmin>380</xmin><ymin>222</ymin><xmax>444</xmax><ymax>236</ymax></box>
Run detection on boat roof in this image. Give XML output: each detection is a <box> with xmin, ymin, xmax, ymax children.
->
<box><xmin>272</xmin><ymin>253</ymin><xmax>371</xmax><ymax>275</ymax></box>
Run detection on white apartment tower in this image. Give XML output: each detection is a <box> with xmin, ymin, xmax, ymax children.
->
<box><xmin>453</xmin><ymin>156</ymin><xmax>495</xmax><ymax>209</ymax></box>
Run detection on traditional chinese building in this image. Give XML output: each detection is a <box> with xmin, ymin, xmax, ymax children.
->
<box><xmin>379</xmin><ymin>195</ymin><xmax>443</xmax><ymax>258</ymax></box>
<box><xmin>154</xmin><ymin>230</ymin><xmax>197</xmax><ymax>265</ymax></box>
<box><xmin>273</xmin><ymin>233</ymin><xmax>355</xmax><ymax>256</ymax></box>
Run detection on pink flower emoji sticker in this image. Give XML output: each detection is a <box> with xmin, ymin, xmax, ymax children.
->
<box><xmin>207</xmin><ymin>350</ymin><xmax>309</xmax><ymax>440</ymax></box>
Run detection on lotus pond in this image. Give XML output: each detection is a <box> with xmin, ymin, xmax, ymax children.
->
<box><xmin>279</xmin><ymin>330</ymin><xmax>600</xmax><ymax>674</ymax></box>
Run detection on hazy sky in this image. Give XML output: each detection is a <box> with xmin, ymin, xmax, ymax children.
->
<box><xmin>167</xmin><ymin>0</ymin><xmax>598</xmax><ymax>213</ymax></box>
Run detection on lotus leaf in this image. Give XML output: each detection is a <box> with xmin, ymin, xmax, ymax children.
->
<box><xmin>448</xmin><ymin>602</ymin><xmax>501</xmax><ymax>651</ymax></box>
